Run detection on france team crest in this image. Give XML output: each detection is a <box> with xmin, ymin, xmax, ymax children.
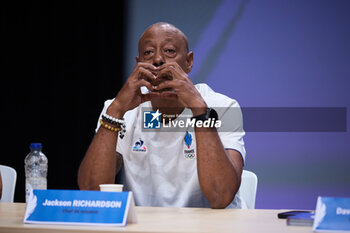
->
<box><xmin>184</xmin><ymin>131</ymin><xmax>195</xmax><ymax>159</ymax></box>
<box><xmin>143</xmin><ymin>110</ymin><xmax>161</xmax><ymax>129</ymax></box>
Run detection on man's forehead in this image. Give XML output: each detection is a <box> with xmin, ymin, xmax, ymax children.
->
<box><xmin>141</xmin><ymin>37</ymin><xmax>177</xmax><ymax>45</ymax></box>
<box><xmin>138</xmin><ymin>23</ymin><xmax>188</xmax><ymax>51</ymax></box>
<box><xmin>141</xmin><ymin>25</ymin><xmax>181</xmax><ymax>42</ymax></box>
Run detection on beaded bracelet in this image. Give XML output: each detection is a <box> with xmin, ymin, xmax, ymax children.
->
<box><xmin>100</xmin><ymin>119</ymin><xmax>121</xmax><ymax>132</ymax></box>
<box><xmin>100</xmin><ymin>113</ymin><xmax>126</xmax><ymax>139</ymax></box>
<box><xmin>102</xmin><ymin>113</ymin><xmax>125</xmax><ymax>125</ymax></box>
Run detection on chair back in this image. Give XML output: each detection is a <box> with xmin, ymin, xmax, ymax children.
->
<box><xmin>0</xmin><ymin>165</ymin><xmax>17</xmax><ymax>202</ymax></box>
<box><xmin>239</xmin><ymin>170</ymin><xmax>258</xmax><ymax>209</ymax></box>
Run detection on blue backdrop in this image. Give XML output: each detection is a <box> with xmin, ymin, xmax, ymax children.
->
<box><xmin>125</xmin><ymin>0</ymin><xmax>350</xmax><ymax>209</ymax></box>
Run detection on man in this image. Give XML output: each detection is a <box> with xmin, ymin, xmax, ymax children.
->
<box><xmin>78</xmin><ymin>22</ymin><xmax>246</xmax><ymax>209</ymax></box>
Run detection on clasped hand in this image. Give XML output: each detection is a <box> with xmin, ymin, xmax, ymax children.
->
<box><xmin>108</xmin><ymin>62</ymin><xmax>207</xmax><ymax>116</ymax></box>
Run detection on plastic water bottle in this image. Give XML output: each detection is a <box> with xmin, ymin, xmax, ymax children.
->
<box><xmin>25</xmin><ymin>143</ymin><xmax>48</xmax><ymax>202</ymax></box>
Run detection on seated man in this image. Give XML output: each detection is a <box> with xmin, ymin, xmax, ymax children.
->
<box><xmin>78</xmin><ymin>22</ymin><xmax>246</xmax><ymax>209</ymax></box>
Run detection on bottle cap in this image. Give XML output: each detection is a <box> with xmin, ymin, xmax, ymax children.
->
<box><xmin>30</xmin><ymin>143</ymin><xmax>42</xmax><ymax>149</ymax></box>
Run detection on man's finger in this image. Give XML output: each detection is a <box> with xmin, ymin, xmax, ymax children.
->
<box><xmin>160</xmin><ymin>91</ymin><xmax>178</xmax><ymax>100</ymax></box>
<box><xmin>158</xmin><ymin>62</ymin><xmax>181</xmax><ymax>71</ymax></box>
<box><xmin>157</xmin><ymin>69</ymin><xmax>173</xmax><ymax>80</ymax></box>
<box><xmin>138</xmin><ymin>67</ymin><xmax>157</xmax><ymax>82</ymax></box>
<box><xmin>155</xmin><ymin>80</ymin><xmax>176</xmax><ymax>91</ymax></box>
<box><xmin>140</xmin><ymin>93</ymin><xmax>152</xmax><ymax>103</ymax></box>
<box><xmin>137</xmin><ymin>62</ymin><xmax>158</xmax><ymax>71</ymax></box>
<box><xmin>137</xmin><ymin>79</ymin><xmax>155</xmax><ymax>92</ymax></box>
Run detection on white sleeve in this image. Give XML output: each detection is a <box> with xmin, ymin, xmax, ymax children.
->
<box><xmin>196</xmin><ymin>83</ymin><xmax>246</xmax><ymax>163</ymax></box>
<box><xmin>215</xmin><ymin>100</ymin><xmax>246</xmax><ymax>164</ymax></box>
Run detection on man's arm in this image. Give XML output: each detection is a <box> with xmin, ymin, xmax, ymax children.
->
<box><xmin>78</xmin><ymin>125</ymin><xmax>121</xmax><ymax>190</ymax></box>
<box><xmin>195</xmin><ymin>126</ymin><xmax>243</xmax><ymax>209</ymax></box>
<box><xmin>155</xmin><ymin>62</ymin><xmax>243</xmax><ymax>208</ymax></box>
<box><xmin>78</xmin><ymin>63</ymin><xmax>156</xmax><ymax>190</ymax></box>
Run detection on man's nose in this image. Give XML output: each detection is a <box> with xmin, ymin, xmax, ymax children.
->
<box><xmin>153</xmin><ymin>51</ymin><xmax>165</xmax><ymax>67</ymax></box>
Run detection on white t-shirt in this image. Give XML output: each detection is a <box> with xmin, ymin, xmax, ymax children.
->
<box><xmin>97</xmin><ymin>83</ymin><xmax>247</xmax><ymax>208</ymax></box>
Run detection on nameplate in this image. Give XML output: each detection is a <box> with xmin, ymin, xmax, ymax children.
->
<box><xmin>24</xmin><ymin>189</ymin><xmax>137</xmax><ymax>226</ymax></box>
<box><xmin>313</xmin><ymin>196</ymin><xmax>350</xmax><ymax>231</ymax></box>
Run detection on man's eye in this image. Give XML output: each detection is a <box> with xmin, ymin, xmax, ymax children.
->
<box><xmin>165</xmin><ymin>49</ymin><xmax>175</xmax><ymax>53</ymax></box>
<box><xmin>144</xmin><ymin>50</ymin><xmax>153</xmax><ymax>55</ymax></box>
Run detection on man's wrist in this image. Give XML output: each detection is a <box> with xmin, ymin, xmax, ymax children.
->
<box><xmin>190</xmin><ymin>100</ymin><xmax>208</xmax><ymax>116</ymax></box>
<box><xmin>106</xmin><ymin>101</ymin><xmax>125</xmax><ymax>119</ymax></box>
<box><xmin>192</xmin><ymin>108</ymin><xmax>218</xmax><ymax>122</ymax></box>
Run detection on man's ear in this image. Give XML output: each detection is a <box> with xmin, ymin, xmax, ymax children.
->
<box><xmin>186</xmin><ymin>51</ymin><xmax>193</xmax><ymax>73</ymax></box>
<box><xmin>136</xmin><ymin>56</ymin><xmax>140</xmax><ymax>63</ymax></box>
